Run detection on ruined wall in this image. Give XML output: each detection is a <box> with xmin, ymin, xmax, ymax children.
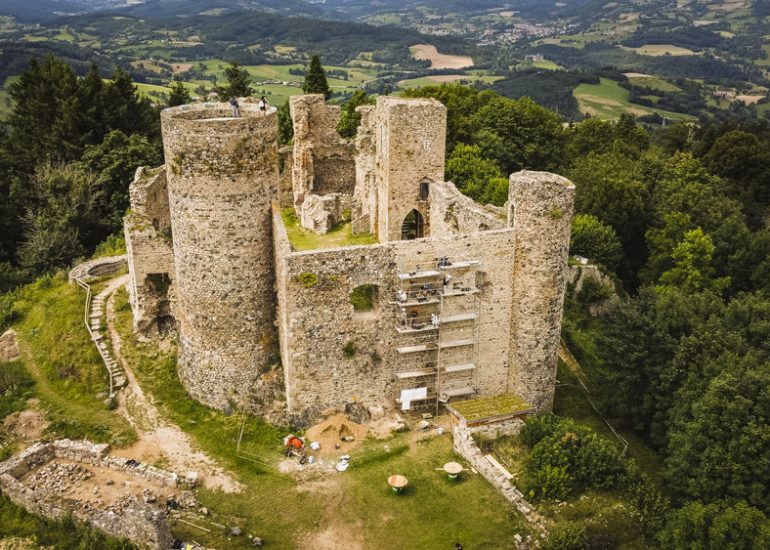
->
<box><xmin>161</xmin><ymin>102</ymin><xmax>279</xmax><ymax>410</ymax></box>
<box><xmin>507</xmin><ymin>171</ymin><xmax>575</xmax><ymax>412</ymax></box>
<box><xmin>278</xmin><ymin>145</ymin><xmax>294</xmax><ymax>206</ymax></box>
<box><xmin>124</xmin><ymin>167</ymin><xmax>175</xmax><ymax>336</ymax></box>
<box><xmin>0</xmin><ymin>440</ymin><xmax>174</xmax><ymax>550</ymax></box>
<box><xmin>429</xmin><ymin>180</ymin><xmax>506</xmax><ymax>237</ymax></box>
<box><xmin>371</xmin><ymin>97</ymin><xmax>447</xmax><ymax>241</ymax></box>
<box><xmin>274</xmin><ymin>220</ymin><xmax>516</xmax><ymax>415</ymax></box>
<box><xmin>289</xmin><ymin>95</ymin><xmax>356</xmax><ymax>232</ymax></box>
<box><xmin>352</xmin><ymin>105</ymin><xmax>376</xmax><ymax>234</ymax></box>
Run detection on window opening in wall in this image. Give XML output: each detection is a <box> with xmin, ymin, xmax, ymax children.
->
<box><xmin>401</xmin><ymin>209</ymin><xmax>425</xmax><ymax>240</ymax></box>
<box><xmin>419</xmin><ymin>181</ymin><xmax>430</xmax><ymax>200</ymax></box>
<box><xmin>350</xmin><ymin>284</ymin><xmax>380</xmax><ymax>320</ymax></box>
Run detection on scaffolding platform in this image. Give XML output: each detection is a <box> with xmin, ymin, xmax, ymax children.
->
<box><xmin>444</xmin><ymin>363</ymin><xmax>476</xmax><ymax>373</ymax></box>
<box><xmin>398</xmin><ymin>270</ymin><xmax>443</xmax><ymax>281</ymax></box>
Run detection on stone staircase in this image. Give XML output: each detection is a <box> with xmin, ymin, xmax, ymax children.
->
<box><xmin>88</xmin><ymin>285</ymin><xmax>126</xmax><ymax>391</ymax></box>
<box><xmin>72</xmin><ymin>274</ymin><xmax>128</xmax><ymax>397</ymax></box>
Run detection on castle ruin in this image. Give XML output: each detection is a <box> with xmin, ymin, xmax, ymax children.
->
<box><xmin>124</xmin><ymin>95</ymin><xmax>575</xmax><ymax>422</ymax></box>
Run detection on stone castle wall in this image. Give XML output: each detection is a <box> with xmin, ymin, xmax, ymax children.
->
<box><xmin>126</xmin><ymin>95</ymin><xmax>575</xmax><ymax>423</ymax></box>
<box><xmin>366</xmin><ymin>97</ymin><xmax>447</xmax><ymax>241</ymax></box>
<box><xmin>429</xmin><ymin>179</ymin><xmax>506</xmax><ymax>237</ymax></box>
<box><xmin>0</xmin><ymin>440</ymin><xmax>174</xmax><ymax>549</ymax></box>
<box><xmin>124</xmin><ymin>167</ymin><xmax>175</xmax><ymax>336</ymax></box>
<box><xmin>290</xmin><ymin>95</ymin><xmax>356</xmax><ymax>232</ymax></box>
<box><xmin>273</xmin><ymin>206</ymin><xmax>518</xmax><ymax>413</ymax></box>
<box><xmin>161</xmin><ymin>102</ymin><xmax>280</xmax><ymax>410</ymax></box>
<box><xmin>507</xmin><ymin>171</ymin><xmax>575</xmax><ymax>411</ymax></box>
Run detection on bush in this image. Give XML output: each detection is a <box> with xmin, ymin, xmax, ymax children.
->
<box><xmin>523</xmin><ymin>415</ymin><xmax>626</xmax><ymax>499</ymax></box>
<box><xmin>544</xmin><ymin>522</ymin><xmax>588</xmax><ymax>550</ymax></box>
<box><xmin>342</xmin><ymin>341</ymin><xmax>357</xmax><ymax>357</ymax></box>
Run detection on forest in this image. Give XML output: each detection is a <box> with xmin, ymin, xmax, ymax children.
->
<box><xmin>1</xmin><ymin>59</ymin><xmax>770</xmax><ymax>547</ymax></box>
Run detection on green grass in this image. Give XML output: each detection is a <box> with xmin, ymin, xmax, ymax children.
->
<box><xmin>574</xmin><ymin>77</ymin><xmax>694</xmax><ymax>121</ymax></box>
<box><xmin>397</xmin><ymin>75</ymin><xmax>502</xmax><ymax>90</ymax></box>
<box><xmin>281</xmin><ymin>207</ymin><xmax>378</xmax><ymax>251</ymax></box>
<box><xmin>112</xmin><ymin>288</ymin><xmax>528</xmax><ymax>548</ymax></box>
<box><xmin>532</xmin><ymin>59</ymin><xmax>562</xmax><ymax>70</ymax></box>
<box><xmin>0</xmin><ymin>493</ymin><xmax>135</xmax><ymax>549</ymax></box>
<box><xmin>450</xmin><ymin>394</ymin><xmax>531</xmax><ymax>422</ymax></box>
<box><xmin>8</xmin><ymin>273</ymin><xmax>137</xmax><ymax>446</ymax></box>
<box><xmin>626</xmin><ymin>75</ymin><xmax>681</xmax><ymax>93</ymax></box>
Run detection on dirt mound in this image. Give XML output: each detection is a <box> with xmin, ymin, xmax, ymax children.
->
<box><xmin>3</xmin><ymin>402</ymin><xmax>48</xmax><ymax>445</ymax></box>
<box><xmin>304</xmin><ymin>414</ymin><xmax>368</xmax><ymax>457</ymax></box>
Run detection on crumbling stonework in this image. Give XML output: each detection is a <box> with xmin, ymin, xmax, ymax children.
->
<box><xmin>354</xmin><ymin>96</ymin><xmax>447</xmax><ymax>241</ymax></box>
<box><xmin>124</xmin><ymin>166</ymin><xmax>175</xmax><ymax>336</ymax></box>
<box><xmin>290</xmin><ymin>95</ymin><xmax>356</xmax><ymax>232</ymax></box>
<box><xmin>0</xmin><ymin>329</ymin><xmax>20</xmax><ymax>362</ymax></box>
<box><xmin>67</xmin><ymin>255</ymin><xmax>127</xmax><ymax>284</ymax></box>
<box><xmin>125</xmin><ymin>95</ymin><xmax>574</xmax><ymax>423</ymax></box>
<box><xmin>0</xmin><ymin>440</ymin><xmax>176</xmax><ymax>549</ymax></box>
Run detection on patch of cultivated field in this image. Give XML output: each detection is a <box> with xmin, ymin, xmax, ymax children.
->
<box><xmin>410</xmin><ymin>44</ymin><xmax>474</xmax><ymax>69</ymax></box>
<box><xmin>625</xmin><ymin>44</ymin><xmax>696</xmax><ymax>56</ymax></box>
<box><xmin>623</xmin><ymin>73</ymin><xmax>682</xmax><ymax>92</ymax></box>
<box><xmin>574</xmin><ymin>77</ymin><xmax>693</xmax><ymax>120</ymax></box>
<box><xmin>397</xmin><ymin>74</ymin><xmax>502</xmax><ymax>90</ymax></box>
<box><xmin>532</xmin><ymin>59</ymin><xmax>562</xmax><ymax>70</ymax></box>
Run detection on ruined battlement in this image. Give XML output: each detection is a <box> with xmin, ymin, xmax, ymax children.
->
<box><xmin>125</xmin><ymin>95</ymin><xmax>574</xmax><ymax>422</ymax></box>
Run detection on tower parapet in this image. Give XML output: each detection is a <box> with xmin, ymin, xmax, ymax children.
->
<box><xmin>507</xmin><ymin>170</ymin><xmax>575</xmax><ymax>411</ymax></box>
<box><xmin>160</xmin><ymin>102</ymin><xmax>280</xmax><ymax>410</ymax></box>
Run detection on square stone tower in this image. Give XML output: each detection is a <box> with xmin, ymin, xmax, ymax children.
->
<box><xmin>363</xmin><ymin>96</ymin><xmax>447</xmax><ymax>242</ymax></box>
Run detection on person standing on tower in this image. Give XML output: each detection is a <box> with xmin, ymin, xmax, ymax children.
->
<box><xmin>229</xmin><ymin>96</ymin><xmax>240</xmax><ymax>118</ymax></box>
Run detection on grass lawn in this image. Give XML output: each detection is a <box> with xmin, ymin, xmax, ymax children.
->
<box><xmin>281</xmin><ymin>207</ymin><xmax>378</xmax><ymax>251</ymax></box>
<box><xmin>626</xmin><ymin>75</ymin><xmax>681</xmax><ymax>93</ymax></box>
<box><xmin>532</xmin><ymin>59</ymin><xmax>562</xmax><ymax>70</ymax></box>
<box><xmin>112</xmin><ymin>288</ymin><xmax>528</xmax><ymax>548</ymax></box>
<box><xmin>574</xmin><ymin>77</ymin><xmax>694</xmax><ymax>120</ymax></box>
<box><xmin>6</xmin><ymin>273</ymin><xmax>136</xmax><ymax>447</ymax></box>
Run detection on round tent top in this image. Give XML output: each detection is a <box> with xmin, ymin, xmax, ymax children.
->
<box><xmin>387</xmin><ymin>474</ymin><xmax>408</xmax><ymax>489</ymax></box>
<box><xmin>444</xmin><ymin>462</ymin><xmax>463</xmax><ymax>475</ymax></box>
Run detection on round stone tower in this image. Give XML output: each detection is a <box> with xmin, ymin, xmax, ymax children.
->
<box><xmin>160</xmin><ymin>102</ymin><xmax>279</xmax><ymax>410</ymax></box>
<box><xmin>507</xmin><ymin>170</ymin><xmax>575</xmax><ymax>412</ymax></box>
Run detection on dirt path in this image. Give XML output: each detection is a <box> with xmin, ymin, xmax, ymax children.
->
<box><xmin>105</xmin><ymin>281</ymin><xmax>242</xmax><ymax>493</ymax></box>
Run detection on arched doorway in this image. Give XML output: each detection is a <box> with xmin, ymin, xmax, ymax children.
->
<box><xmin>401</xmin><ymin>209</ymin><xmax>425</xmax><ymax>240</ymax></box>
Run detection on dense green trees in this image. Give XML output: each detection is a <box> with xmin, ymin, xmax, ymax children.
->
<box><xmin>570</xmin><ymin>214</ymin><xmax>622</xmax><ymax>271</ymax></box>
<box><xmin>167</xmin><ymin>79</ymin><xmax>191</xmax><ymax>107</ymax></box>
<box><xmin>302</xmin><ymin>55</ymin><xmax>331</xmax><ymax>99</ymax></box>
<box><xmin>216</xmin><ymin>62</ymin><xmax>253</xmax><ymax>98</ymax></box>
<box><xmin>336</xmin><ymin>90</ymin><xmax>373</xmax><ymax>138</ymax></box>
<box><xmin>0</xmin><ymin>56</ymin><xmax>160</xmax><ymax>291</ymax></box>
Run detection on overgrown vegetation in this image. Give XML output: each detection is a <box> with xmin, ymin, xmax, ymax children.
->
<box><xmin>280</xmin><ymin>206</ymin><xmax>377</xmax><ymax>250</ymax></box>
<box><xmin>0</xmin><ymin>493</ymin><xmax>135</xmax><ymax>549</ymax></box>
<box><xmin>4</xmin><ymin>273</ymin><xmax>136</xmax><ymax>446</ymax></box>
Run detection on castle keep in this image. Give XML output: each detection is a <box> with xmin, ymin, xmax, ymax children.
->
<box><xmin>124</xmin><ymin>95</ymin><xmax>575</xmax><ymax>421</ymax></box>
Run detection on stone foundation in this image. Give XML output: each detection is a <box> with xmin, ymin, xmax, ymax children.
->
<box><xmin>0</xmin><ymin>440</ymin><xmax>178</xmax><ymax>549</ymax></box>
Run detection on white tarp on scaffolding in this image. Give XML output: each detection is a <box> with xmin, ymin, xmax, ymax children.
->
<box><xmin>400</xmin><ymin>387</ymin><xmax>428</xmax><ymax>411</ymax></box>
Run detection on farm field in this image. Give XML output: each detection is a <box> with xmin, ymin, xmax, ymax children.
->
<box><xmin>574</xmin><ymin>77</ymin><xmax>693</xmax><ymax>120</ymax></box>
<box><xmin>623</xmin><ymin>73</ymin><xmax>682</xmax><ymax>92</ymax></box>
<box><xmin>624</xmin><ymin>44</ymin><xmax>696</xmax><ymax>56</ymax></box>
<box><xmin>397</xmin><ymin>74</ymin><xmax>502</xmax><ymax>89</ymax></box>
<box><xmin>410</xmin><ymin>44</ymin><xmax>474</xmax><ymax>69</ymax></box>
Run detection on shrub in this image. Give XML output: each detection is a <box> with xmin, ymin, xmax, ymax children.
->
<box><xmin>343</xmin><ymin>341</ymin><xmax>357</xmax><ymax>357</ymax></box>
<box><xmin>296</xmin><ymin>272</ymin><xmax>318</xmax><ymax>288</ymax></box>
<box><xmin>522</xmin><ymin>414</ymin><xmax>626</xmax><ymax>499</ymax></box>
<box><xmin>544</xmin><ymin>522</ymin><xmax>588</xmax><ymax>550</ymax></box>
